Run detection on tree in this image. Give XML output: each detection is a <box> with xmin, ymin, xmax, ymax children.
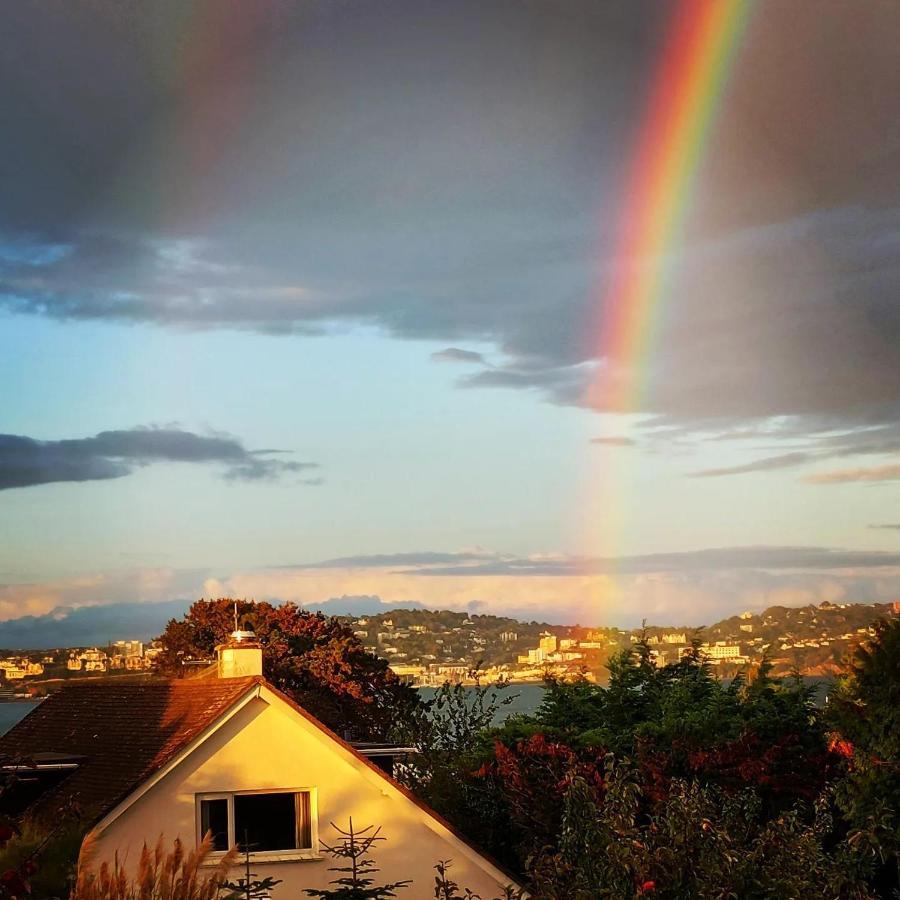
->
<box><xmin>220</xmin><ymin>840</ymin><xmax>282</xmax><ymax>899</ymax></box>
<box><xmin>392</xmin><ymin>677</ymin><xmax>519</xmax><ymax>869</ymax></box>
<box><xmin>155</xmin><ymin>599</ymin><xmax>419</xmax><ymax>739</ymax></box>
<box><xmin>510</xmin><ymin>642</ymin><xmax>835</xmax><ymax>811</ymax></box>
<box><xmin>0</xmin><ymin>757</ymin><xmax>84</xmax><ymax>899</ymax></box>
<box><xmin>829</xmin><ymin>616</ymin><xmax>900</xmax><ymax>892</ymax></box>
<box><xmin>304</xmin><ymin>819</ymin><xmax>410</xmax><ymax>899</ymax></box>
<box><xmin>455</xmin><ymin>642</ymin><xmax>856</xmax><ymax>888</ymax></box>
<box><xmin>432</xmin><ymin>859</ymin><xmax>523</xmax><ymax>900</ymax></box>
<box><xmin>527</xmin><ymin>772</ymin><xmax>873</xmax><ymax>900</ymax></box>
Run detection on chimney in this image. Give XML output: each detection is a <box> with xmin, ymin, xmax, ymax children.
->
<box><xmin>216</xmin><ymin>626</ymin><xmax>263</xmax><ymax>678</ymax></box>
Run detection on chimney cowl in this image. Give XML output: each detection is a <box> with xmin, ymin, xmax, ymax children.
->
<box><xmin>229</xmin><ymin>628</ymin><xmax>258</xmax><ymax>644</ymax></box>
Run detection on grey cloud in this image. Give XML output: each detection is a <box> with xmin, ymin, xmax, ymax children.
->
<box><xmin>591</xmin><ymin>436</ymin><xmax>636</xmax><ymax>447</ymax></box>
<box><xmin>278</xmin><ymin>551</ymin><xmax>495</xmax><ymax>570</ymax></box>
<box><xmin>705</xmin><ymin>429</ymin><xmax>775</xmax><ymax>442</ymax></box>
<box><xmin>31</xmin><ymin>206</ymin><xmax>871</xmax><ymax>454</ymax></box>
<box><xmin>687</xmin><ymin>421</ymin><xmax>900</xmax><ymax>478</ymax></box>
<box><xmin>431</xmin><ymin>348</ymin><xmax>487</xmax><ymax>365</ymax></box>
<box><xmin>0</xmin><ymin>427</ymin><xmax>317</xmax><ymax>490</ymax></box>
<box><xmin>870</xmin><ymin>524</ymin><xmax>900</xmax><ymax>531</ymax></box>
<box><xmin>278</xmin><ymin>546</ymin><xmax>900</xmax><ymax>577</ymax></box>
<box><xmin>611</xmin><ymin>546</ymin><xmax>900</xmax><ymax>573</ymax></box>
<box><xmin>386</xmin><ymin>545</ymin><xmax>900</xmax><ymax>576</ymax></box>
<box><xmin>691</xmin><ymin>452</ymin><xmax>813</xmax><ymax>478</ymax></box>
<box><xmin>458</xmin><ymin>363</ymin><xmax>595</xmax><ymax>408</ymax></box>
<box><xmin>0</xmin><ymin>1</ymin><xmax>899</xmax><ymax>450</ymax></box>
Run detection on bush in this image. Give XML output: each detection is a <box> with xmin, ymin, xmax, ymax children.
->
<box><xmin>71</xmin><ymin>834</ymin><xmax>237</xmax><ymax>900</ymax></box>
<box><xmin>0</xmin><ymin>819</ymin><xmax>85</xmax><ymax>899</ymax></box>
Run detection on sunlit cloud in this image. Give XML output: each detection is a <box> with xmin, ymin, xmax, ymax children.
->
<box><xmin>805</xmin><ymin>463</ymin><xmax>900</xmax><ymax>485</ymax></box>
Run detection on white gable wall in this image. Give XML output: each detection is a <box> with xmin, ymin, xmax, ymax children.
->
<box><xmin>89</xmin><ymin>687</ymin><xmax>516</xmax><ymax>898</ymax></box>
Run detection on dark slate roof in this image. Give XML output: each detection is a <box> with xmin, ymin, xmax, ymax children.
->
<box><xmin>0</xmin><ymin>677</ymin><xmax>258</xmax><ymax>825</ymax></box>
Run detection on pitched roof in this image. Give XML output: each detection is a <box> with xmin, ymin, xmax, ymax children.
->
<box><xmin>0</xmin><ymin>676</ymin><xmax>523</xmax><ymax>890</ymax></box>
<box><xmin>0</xmin><ymin>677</ymin><xmax>257</xmax><ymax>825</ymax></box>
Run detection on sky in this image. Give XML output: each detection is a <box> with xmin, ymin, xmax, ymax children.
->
<box><xmin>1</xmin><ymin>0</ymin><xmax>899</xmax><ymax>631</ymax></box>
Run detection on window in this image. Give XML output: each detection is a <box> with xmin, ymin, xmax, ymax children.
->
<box><xmin>197</xmin><ymin>790</ymin><xmax>316</xmax><ymax>857</ymax></box>
<box><xmin>200</xmin><ymin>797</ymin><xmax>229</xmax><ymax>851</ymax></box>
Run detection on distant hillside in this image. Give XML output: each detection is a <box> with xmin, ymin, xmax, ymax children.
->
<box><xmin>338</xmin><ymin>601</ymin><xmax>898</xmax><ymax>677</ymax></box>
<box><xmin>0</xmin><ymin>596</ymin><xmax>894</xmax><ymax>674</ymax></box>
<box><xmin>0</xmin><ymin>599</ymin><xmax>191</xmax><ymax>649</ymax></box>
<box><xmin>0</xmin><ymin>595</ymin><xmax>423</xmax><ymax>649</ymax></box>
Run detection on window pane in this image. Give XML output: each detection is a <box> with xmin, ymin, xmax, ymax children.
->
<box><xmin>234</xmin><ymin>792</ymin><xmax>297</xmax><ymax>851</ymax></box>
<box><xmin>200</xmin><ymin>799</ymin><xmax>229</xmax><ymax>851</ymax></box>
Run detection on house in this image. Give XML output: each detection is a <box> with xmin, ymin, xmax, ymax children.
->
<box><xmin>0</xmin><ymin>632</ymin><xmax>521</xmax><ymax>898</ymax></box>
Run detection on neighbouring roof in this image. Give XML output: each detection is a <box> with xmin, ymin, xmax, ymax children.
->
<box><xmin>0</xmin><ymin>676</ymin><xmax>258</xmax><ymax>825</ymax></box>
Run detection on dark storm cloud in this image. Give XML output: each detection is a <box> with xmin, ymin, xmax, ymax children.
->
<box><xmin>0</xmin><ymin>428</ymin><xmax>317</xmax><ymax>490</ymax></box>
<box><xmin>1</xmin><ymin>1</ymin><xmax>900</xmax><ymax>448</ymax></box>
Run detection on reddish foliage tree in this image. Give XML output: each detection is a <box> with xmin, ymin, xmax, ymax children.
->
<box><xmin>688</xmin><ymin>731</ymin><xmax>840</xmax><ymax>803</ymax></box>
<box><xmin>155</xmin><ymin>599</ymin><xmax>420</xmax><ymax>740</ymax></box>
<box><xmin>476</xmin><ymin>735</ymin><xmax>607</xmax><ymax>857</ymax></box>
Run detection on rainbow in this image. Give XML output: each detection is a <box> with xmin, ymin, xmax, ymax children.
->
<box><xmin>584</xmin><ymin>0</ymin><xmax>751</xmax><ymax>578</ymax></box>
<box><xmin>590</xmin><ymin>0</ymin><xmax>751</xmax><ymax>414</ymax></box>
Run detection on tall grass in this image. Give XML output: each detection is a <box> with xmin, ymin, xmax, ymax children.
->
<box><xmin>72</xmin><ymin>833</ymin><xmax>238</xmax><ymax>900</ymax></box>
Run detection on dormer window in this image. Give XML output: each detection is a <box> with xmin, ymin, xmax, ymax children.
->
<box><xmin>197</xmin><ymin>789</ymin><xmax>317</xmax><ymax>860</ymax></box>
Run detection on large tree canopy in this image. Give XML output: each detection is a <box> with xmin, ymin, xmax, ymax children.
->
<box><xmin>829</xmin><ymin>616</ymin><xmax>900</xmax><ymax>894</ymax></box>
<box><xmin>155</xmin><ymin>599</ymin><xmax>419</xmax><ymax>740</ymax></box>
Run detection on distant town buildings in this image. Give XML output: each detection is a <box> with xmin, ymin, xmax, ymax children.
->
<box><xmin>661</xmin><ymin>632</ymin><xmax>687</xmax><ymax>644</ymax></box>
<box><xmin>65</xmin><ymin>640</ymin><xmax>154</xmax><ymax>673</ymax></box>
<box><xmin>0</xmin><ymin>659</ymin><xmax>43</xmax><ymax>680</ymax></box>
<box><xmin>700</xmin><ymin>642</ymin><xmax>744</xmax><ymax>662</ymax></box>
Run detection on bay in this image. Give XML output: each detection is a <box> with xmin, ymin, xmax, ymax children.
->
<box><xmin>0</xmin><ymin>701</ymin><xmax>40</xmax><ymax>735</ymax></box>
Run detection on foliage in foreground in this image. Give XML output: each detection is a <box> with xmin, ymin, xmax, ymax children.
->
<box><xmin>528</xmin><ymin>767</ymin><xmax>872</xmax><ymax>899</ymax></box>
<box><xmin>393</xmin><ymin>626</ymin><xmax>900</xmax><ymax>897</ymax></box>
<box><xmin>71</xmin><ymin>834</ymin><xmax>237</xmax><ymax>900</ymax></box>
<box><xmin>0</xmin><ymin>818</ymin><xmax>84</xmax><ymax>899</ymax></box>
<box><xmin>828</xmin><ymin>616</ymin><xmax>900</xmax><ymax>895</ymax></box>
<box><xmin>304</xmin><ymin>818</ymin><xmax>410</xmax><ymax>899</ymax></box>
<box><xmin>220</xmin><ymin>842</ymin><xmax>282</xmax><ymax>899</ymax></box>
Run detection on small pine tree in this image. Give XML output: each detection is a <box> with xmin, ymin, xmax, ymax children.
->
<box><xmin>432</xmin><ymin>860</ymin><xmax>522</xmax><ymax>900</ymax></box>
<box><xmin>220</xmin><ymin>833</ymin><xmax>282</xmax><ymax>900</ymax></box>
<box><xmin>433</xmin><ymin>860</ymin><xmax>480</xmax><ymax>900</ymax></box>
<box><xmin>304</xmin><ymin>819</ymin><xmax>410</xmax><ymax>900</ymax></box>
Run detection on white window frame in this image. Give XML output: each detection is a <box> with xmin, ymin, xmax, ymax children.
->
<box><xmin>196</xmin><ymin>787</ymin><xmax>320</xmax><ymax>863</ymax></box>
